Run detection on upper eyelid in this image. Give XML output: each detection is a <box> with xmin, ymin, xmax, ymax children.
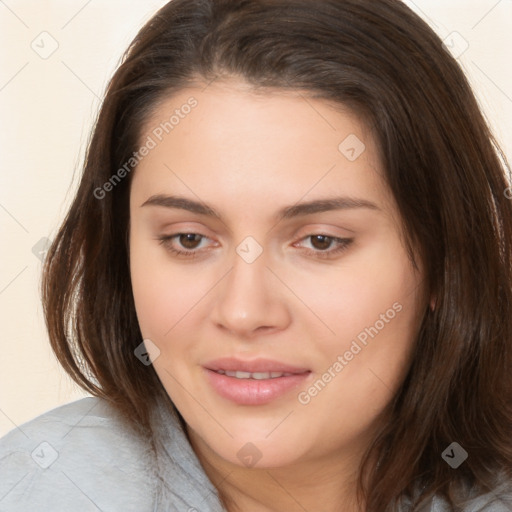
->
<box><xmin>150</xmin><ymin>212</ymin><xmax>360</xmax><ymax>237</ymax></box>
<box><xmin>163</xmin><ymin>232</ymin><xmax>350</xmax><ymax>249</ymax></box>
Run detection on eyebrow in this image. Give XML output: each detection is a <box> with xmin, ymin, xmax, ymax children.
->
<box><xmin>141</xmin><ymin>194</ymin><xmax>380</xmax><ymax>222</ymax></box>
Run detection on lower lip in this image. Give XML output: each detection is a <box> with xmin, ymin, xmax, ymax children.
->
<box><xmin>204</xmin><ymin>368</ymin><xmax>311</xmax><ymax>405</ymax></box>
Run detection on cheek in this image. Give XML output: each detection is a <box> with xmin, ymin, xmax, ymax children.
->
<box><xmin>289</xmin><ymin>237</ymin><xmax>418</xmax><ymax>347</ymax></box>
<box><xmin>129</xmin><ymin>233</ymin><xmax>222</xmax><ymax>356</ymax></box>
<box><xmin>129</xmin><ymin>232</ymin><xmax>194</xmax><ymax>339</ymax></box>
<box><xmin>294</xmin><ymin>239</ymin><xmax>421</xmax><ymax>407</ymax></box>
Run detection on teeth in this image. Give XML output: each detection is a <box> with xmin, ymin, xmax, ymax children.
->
<box><xmin>218</xmin><ymin>370</ymin><xmax>293</xmax><ymax>379</ymax></box>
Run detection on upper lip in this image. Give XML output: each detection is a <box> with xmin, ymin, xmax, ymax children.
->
<box><xmin>204</xmin><ymin>357</ymin><xmax>310</xmax><ymax>374</ymax></box>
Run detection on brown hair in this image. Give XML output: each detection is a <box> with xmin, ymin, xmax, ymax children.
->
<box><xmin>42</xmin><ymin>0</ymin><xmax>512</xmax><ymax>510</ymax></box>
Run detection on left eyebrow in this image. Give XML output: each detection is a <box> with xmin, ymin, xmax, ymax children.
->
<box><xmin>140</xmin><ymin>194</ymin><xmax>380</xmax><ymax>222</ymax></box>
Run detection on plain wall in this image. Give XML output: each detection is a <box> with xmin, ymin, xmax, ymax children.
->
<box><xmin>0</xmin><ymin>0</ymin><xmax>511</xmax><ymax>436</ymax></box>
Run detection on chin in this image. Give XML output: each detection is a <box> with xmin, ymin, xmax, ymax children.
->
<box><xmin>205</xmin><ymin>429</ymin><xmax>310</xmax><ymax>470</ymax></box>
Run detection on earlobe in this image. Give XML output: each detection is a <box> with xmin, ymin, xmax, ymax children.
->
<box><xmin>430</xmin><ymin>297</ymin><xmax>436</xmax><ymax>312</ymax></box>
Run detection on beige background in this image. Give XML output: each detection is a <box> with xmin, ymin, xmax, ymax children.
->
<box><xmin>0</xmin><ymin>0</ymin><xmax>511</xmax><ymax>437</ymax></box>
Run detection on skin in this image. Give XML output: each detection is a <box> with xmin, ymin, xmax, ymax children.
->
<box><xmin>129</xmin><ymin>78</ymin><xmax>428</xmax><ymax>512</ymax></box>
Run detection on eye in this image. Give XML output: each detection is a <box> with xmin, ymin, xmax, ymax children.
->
<box><xmin>157</xmin><ymin>233</ymin><xmax>212</xmax><ymax>258</ymax></box>
<box><xmin>156</xmin><ymin>232</ymin><xmax>353</xmax><ymax>260</ymax></box>
<box><xmin>295</xmin><ymin>234</ymin><xmax>353</xmax><ymax>259</ymax></box>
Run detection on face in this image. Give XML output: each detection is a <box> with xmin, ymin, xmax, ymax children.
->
<box><xmin>129</xmin><ymin>79</ymin><xmax>426</xmax><ymax>470</ymax></box>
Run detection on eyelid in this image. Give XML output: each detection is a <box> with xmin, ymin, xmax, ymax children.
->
<box><xmin>293</xmin><ymin>234</ymin><xmax>353</xmax><ymax>259</ymax></box>
<box><xmin>157</xmin><ymin>232</ymin><xmax>214</xmax><ymax>252</ymax></box>
<box><xmin>157</xmin><ymin>231</ymin><xmax>353</xmax><ymax>260</ymax></box>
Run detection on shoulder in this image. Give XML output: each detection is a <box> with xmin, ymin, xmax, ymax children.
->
<box><xmin>425</xmin><ymin>474</ymin><xmax>512</xmax><ymax>512</ymax></box>
<box><xmin>461</xmin><ymin>474</ymin><xmax>512</xmax><ymax>511</ymax></box>
<box><xmin>0</xmin><ymin>397</ymin><xmax>157</xmax><ymax>511</ymax></box>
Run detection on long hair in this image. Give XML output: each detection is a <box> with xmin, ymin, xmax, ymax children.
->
<box><xmin>41</xmin><ymin>1</ymin><xmax>512</xmax><ymax>510</ymax></box>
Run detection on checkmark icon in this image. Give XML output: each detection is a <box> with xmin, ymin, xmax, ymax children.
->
<box><xmin>31</xmin><ymin>237</ymin><xmax>52</xmax><ymax>262</ymax></box>
<box><xmin>345</xmin><ymin>147</ymin><xmax>356</xmax><ymax>159</ymax></box>
<box><xmin>236</xmin><ymin>236</ymin><xmax>263</xmax><ymax>263</ymax></box>
<box><xmin>442</xmin><ymin>31</ymin><xmax>469</xmax><ymax>59</ymax></box>
<box><xmin>441</xmin><ymin>442</ymin><xmax>468</xmax><ymax>468</ymax></box>
<box><xmin>338</xmin><ymin>134</ymin><xmax>365</xmax><ymax>161</ymax></box>
<box><xmin>134</xmin><ymin>339</ymin><xmax>161</xmax><ymax>365</ymax></box>
<box><xmin>30</xmin><ymin>31</ymin><xmax>59</xmax><ymax>59</ymax></box>
<box><xmin>236</xmin><ymin>442</ymin><xmax>263</xmax><ymax>467</ymax></box>
<box><xmin>31</xmin><ymin>441</ymin><xmax>58</xmax><ymax>469</ymax></box>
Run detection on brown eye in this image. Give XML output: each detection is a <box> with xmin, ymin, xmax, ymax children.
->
<box><xmin>309</xmin><ymin>235</ymin><xmax>334</xmax><ymax>250</ymax></box>
<box><xmin>157</xmin><ymin>232</ymin><xmax>211</xmax><ymax>258</ymax></box>
<box><xmin>178</xmin><ymin>233</ymin><xmax>203</xmax><ymax>249</ymax></box>
<box><xmin>295</xmin><ymin>234</ymin><xmax>353</xmax><ymax>259</ymax></box>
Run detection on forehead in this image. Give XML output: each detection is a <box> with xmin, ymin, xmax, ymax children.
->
<box><xmin>131</xmin><ymin>80</ymin><xmax>394</xmax><ymax>218</ymax></box>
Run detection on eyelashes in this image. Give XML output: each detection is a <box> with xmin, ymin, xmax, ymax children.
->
<box><xmin>157</xmin><ymin>233</ymin><xmax>353</xmax><ymax>260</ymax></box>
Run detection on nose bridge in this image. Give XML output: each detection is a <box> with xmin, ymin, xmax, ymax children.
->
<box><xmin>211</xmin><ymin>239</ymin><xmax>289</xmax><ymax>335</ymax></box>
<box><xmin>224</xmin><ymin>243</ymin><xmax>270</xmax><ymax>310</ymax></box>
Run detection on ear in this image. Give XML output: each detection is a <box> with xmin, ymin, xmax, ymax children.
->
<box><xmin>430</xmin><ymin>296</ymin><xmax>436</xmax><ymax>312</ymax></box>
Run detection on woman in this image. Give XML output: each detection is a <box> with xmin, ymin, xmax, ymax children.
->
<box><xmin>1</xmin><ymin>0</ymin><xmax>511</xmax><ymax>510</ymax></box>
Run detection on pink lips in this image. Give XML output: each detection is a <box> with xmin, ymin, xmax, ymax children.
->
<box><xmin>203</xmin><ymin>357</ymin><xmax>312</xmax><ymax>405</ymax></box>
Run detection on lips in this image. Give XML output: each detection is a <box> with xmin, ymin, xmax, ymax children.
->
<box><xmin>204</xmin><ymin>357</ymin><xmax>310</xmax><ymax>374</ymax></box>
<box><xmin>204</xmin><ymin>370</ymin><xmax>311</xmax><ymax>405</ymax></box>
<box><xmin>203</xmin><ymin>357</ymin><xmax>312</xmax><ymax>405</ymax></box>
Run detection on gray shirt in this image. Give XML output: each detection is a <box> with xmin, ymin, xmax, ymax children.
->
<box><xmin>0</xmin><ymin>397</ymin><xmax>510</xmax><ymax>511</ymax></box>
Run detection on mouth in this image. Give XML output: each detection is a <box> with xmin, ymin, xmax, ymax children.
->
<box><xmin>203</xmin><ymin>357</ymin><xmax>312</xmax><ymax>405</ymax></box>
<box><xmin>204</xmin><ymin>357</ymin><xmax>310</xmax><ymax>374</ymax></box>
<box><xmin>212</xmin><ymin>370</ymin><xmax>299</xmax><ymax>379</ymax></box>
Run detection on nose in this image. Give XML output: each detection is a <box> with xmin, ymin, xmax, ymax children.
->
<box><xmin>210</xmin><ymin>248</ymin><xmax>291</xmax><ymax>338</ymax></box>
